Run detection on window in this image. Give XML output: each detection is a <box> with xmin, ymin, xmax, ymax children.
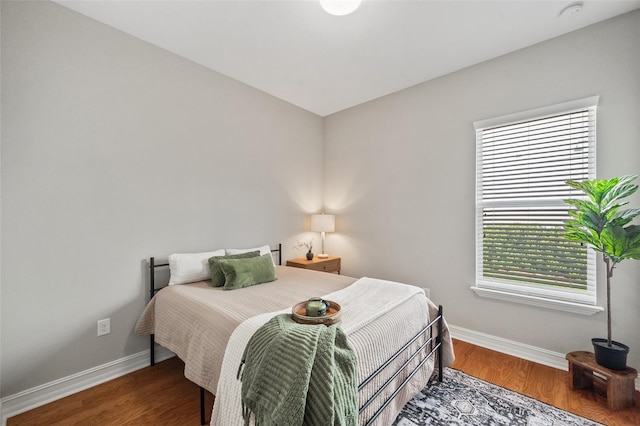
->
<box><xmin>472</xmin><ymin>97</ymin><xmax>602</xmax><ymax>314</ymax></box>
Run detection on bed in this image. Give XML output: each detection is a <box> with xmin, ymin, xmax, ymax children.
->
<box><xmin>135</xmin><ymin>245</ymin><xmax>454</xmax><ymax>425</ymax></box>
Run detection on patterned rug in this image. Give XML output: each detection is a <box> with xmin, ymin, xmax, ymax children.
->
<box><xmin>394</xmin><ymin>368</ymin><xmax>602</xmax><ymax>426</ymax></box>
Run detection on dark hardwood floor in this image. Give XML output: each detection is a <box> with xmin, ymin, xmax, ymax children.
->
<box><xmin>452</xmin><ymin>340</ymin><xmax>640</xmax><ymax>425</ymax></box>
<box><xmin>8</xmin><ymin>339</ymin><xmax>639</xmax><ymax>425</ymax></box>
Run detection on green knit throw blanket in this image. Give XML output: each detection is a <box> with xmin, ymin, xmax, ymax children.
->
<box><xmin>238</xmin><ymin>314</ymin><xmax>358</xmax><ymax>426</ymax></box>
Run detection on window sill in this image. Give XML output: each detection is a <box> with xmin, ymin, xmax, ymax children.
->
<box><xmin>470</xmin><ymin>286</ymin><xmax>604</xmax><ymax>315</ymax></box>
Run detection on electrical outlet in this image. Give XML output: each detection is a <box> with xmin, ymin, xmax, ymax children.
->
<box><xmin>97</xmin><ymin>318</ymin><xmax>111</xmax><ymax>336</ymax></box>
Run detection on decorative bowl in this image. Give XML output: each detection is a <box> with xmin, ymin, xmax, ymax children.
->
<box><xmin>291</xmin><ymin>300</ymin><xmax>341</xmax><ymax>325</ymax></box>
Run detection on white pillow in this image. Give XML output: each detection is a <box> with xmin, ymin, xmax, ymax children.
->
<box><xmin>226</xmin><ymin>245</ymin><xmax>275</xmax><ymax>266</ymax></box>
<box><xmin>168</xmin><ymin>249</ymin><xmax>225</xmax><ymax>285</ymax></box>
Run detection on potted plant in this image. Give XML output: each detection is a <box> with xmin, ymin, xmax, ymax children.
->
<box><xmin>293</xmin><ymin>238</ymin><xmax>315</xmax><ymax>260</ymax></box>
<box><xmin>564</xmin><ymin>175</ymin><xmax>640</xmax><ymax>370</ymax></box>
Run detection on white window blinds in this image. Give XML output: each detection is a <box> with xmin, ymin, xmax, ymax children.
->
<box><xmin>475</xmin><ymin>97</ymin><xmax>598</xmax><ymax>305</ymax></box>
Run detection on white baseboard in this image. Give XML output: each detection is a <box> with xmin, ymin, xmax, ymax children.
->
<box><xmin>3</xmin><ymin>328</ymin><xmax>638</xmax><ymax>425</ymax></box>
<box><xmin>449</xmin><ymin>324</ymin><xmax>640</xmax><ymax>392</ymax></box>
<box><xmin>1</xmin><ymin>346</ymin><xmax>174</xmax><ymax>426</ymax></box>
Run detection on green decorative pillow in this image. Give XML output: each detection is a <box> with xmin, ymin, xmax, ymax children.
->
<box><xmin>219</xmin><ymin>253</ymin><xmax>277</xmax><ymax>291</ymax></box>
<box><xmin>208</xmin><ymin>250</ymin><xmax>260</xmax><ymax>287</ymax></box>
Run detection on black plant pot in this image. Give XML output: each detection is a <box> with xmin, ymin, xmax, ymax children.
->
<box><xmin>592</xmin><ymin>338</ymin><xmax>629</xmax><ymax>371</ymax></box>
<box><xmin>306</xmin><ymin>251</ymin><xmax>314</xmax><ymax>260</ymax></box>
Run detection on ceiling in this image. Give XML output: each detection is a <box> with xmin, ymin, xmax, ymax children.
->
<box><xmin>55</xmin><ymin>0</ymin><xmax>640</xmax><ymax>117</ymax></box>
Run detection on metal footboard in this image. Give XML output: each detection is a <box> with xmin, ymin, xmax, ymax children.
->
<box><xmin>359</xmin><ymin>305</ymin><xmax>444</xmax><ymax>426</ymax></box>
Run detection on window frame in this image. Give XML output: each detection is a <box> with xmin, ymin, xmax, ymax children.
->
<box><xmin>471</xmin><ymin>96</ymin><xmax>603</xmax><ymax>315</ymax></box>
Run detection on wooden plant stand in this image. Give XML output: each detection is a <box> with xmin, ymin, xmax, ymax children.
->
<box><xmin>566</xmin><ymin>351</ymin><xmax>637</xmax><ymax>411</ymax></box>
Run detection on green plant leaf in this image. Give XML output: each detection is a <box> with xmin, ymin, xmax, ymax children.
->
<box><xmin>622</xmin><ymin>225</ymin><xmax>640</xmax><ymax>260</ymax></box>
<box><xmin>564</xmin><ymin>198</ymin><xmax>596</xmax><ymax>209</ymax></box>
<box><xmin>565</xmin><ymin>203</ymin><xmax>608</xmax><ymax>234</ymax></box>
<box><xmin>593</xmin><ymin>178</ymin><xmax>622</xmax><ymax>204</ymax></box>
<box><xmin>564</xmin><ymin>227</ymin><xmax>601</xmax><ymax>249</ymax></box>
<box><xmin>601</xmin><ymin>226</ymin><xmax>626</xmax><ymax>262</ymax></box>
<box><xmin>601</xmin><ymin>175</ymin><xmax>638</xmax><ymax>209</ymax></box>
<box><xmin>565</xmin><ymin>199</ymin><xmax>601</xmax><ymax>218</ymax></box>
<box><xmin>610</xmin><ymin>207</ymin><xmax>640</xmax><ymax>225</ymax></box>
<box><xmin>564</xmin><ymin>175</ymin><xmax>640</xmax><ymax>263</ymax></box>
<box><xmin>566</xmin><ymin>180</ymin><xmax>603</xmax><ymax>203</ymax></box>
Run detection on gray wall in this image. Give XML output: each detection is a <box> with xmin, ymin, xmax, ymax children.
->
<box><xmin>1</xmin><ymin>1</ymin><xmax>324</xmax><ymax>397</ymax></box>
<box><xmin>324</xmin><ymin>11</ymin><xmax>640</xmax><ymax>370</ymax></box>
<box><xmin>2</xmin><ymin>0</ymin><xmax>639</xmax><ymax>402</ymax></box>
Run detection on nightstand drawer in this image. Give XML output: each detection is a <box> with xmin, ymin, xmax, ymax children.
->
<box><xmin>286</xmin><ymin>256</ymin><xmax>341</xmax><ymax>274</ymax></box>
<box><xmin>305</xmin><ymin>258</ymin><xmax>340</xmax><ymax>274</ymax></box>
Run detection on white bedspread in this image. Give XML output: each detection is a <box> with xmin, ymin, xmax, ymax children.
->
<box><xmin>136</xmin><ymin>266</ymin><xmax>357</xmax><ymax>393</ymax></box>
<box><xmin>211</xmin><ymin>277</ymin><xmax>454</xmax><ymax>426</ymax></box>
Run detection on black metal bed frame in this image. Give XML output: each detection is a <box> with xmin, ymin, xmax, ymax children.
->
<box><xmin>146</xmin><ymin>244</ymin><xmax>444</xmax><ymax>425</ymax></box>
<box><xmin>148</xmin><ymin>245</ymin><xmax>283</xmax><ymax>424</ymax></box>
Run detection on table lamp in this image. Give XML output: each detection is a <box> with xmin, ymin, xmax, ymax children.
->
<box><xmin>311</xmin><ymin>213</ymin><xmax>335</xmax><ymax>258</ymax></box>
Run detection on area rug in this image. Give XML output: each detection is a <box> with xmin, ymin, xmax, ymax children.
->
<box><xmin>394</xmin><ymin>368</ymin><xmax>602</xmax><ymax>426</ymax></box>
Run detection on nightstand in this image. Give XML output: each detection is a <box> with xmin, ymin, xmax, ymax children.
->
<box><xmin>286</xmin><ymin>256</ymin><xmax>341</xmax><ymax>274</ymax></box>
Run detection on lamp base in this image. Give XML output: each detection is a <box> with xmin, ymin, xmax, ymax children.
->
<box><xmin>317</xmin><ymin>253</ymin><xmax>329</xmax><ymax>258</ymax></box>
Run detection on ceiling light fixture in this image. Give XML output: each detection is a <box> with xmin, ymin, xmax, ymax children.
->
<box><xmin>559</xmin><ymin>2</ymin><xmax>583</xmax><ymax>18</ymax></box>
<box><xmin>320</xmin><ymin>0</ymin><xmax>362</xmax><ymax>16</ymax></box>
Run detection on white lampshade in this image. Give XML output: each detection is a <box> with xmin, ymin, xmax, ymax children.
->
<box><xmin>319</xmin><ymin>0</ymin><xmax>362</xmax><ymax>16</ymax></box>
<box><xmin>311</xmin><ymin>214</ymin><xmax>335</xmax><ymax>233</ymax></box>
